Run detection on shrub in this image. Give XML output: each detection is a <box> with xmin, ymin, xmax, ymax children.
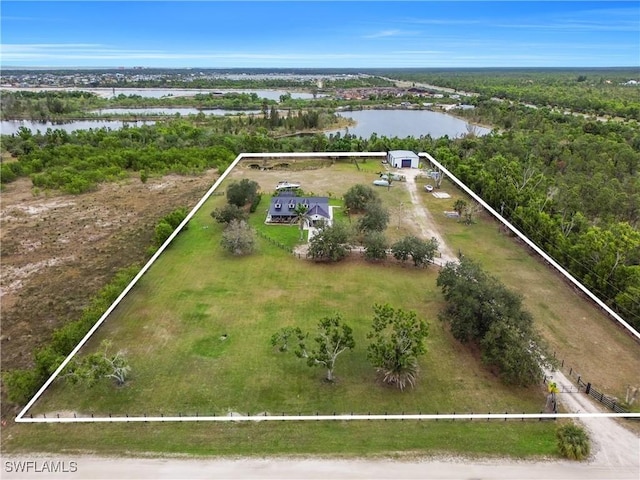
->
<box><xmin>221</xmin><ymin>220</ymin><xmax>256</xmax><ymax>256</ymax></box>
<box><xmin>556</xmin><ymin>423</ymin><xmax>591</xmax><ymax>460</ymax></box>
<box><xmin>152</xmin><ymin>207</ymin><xmax>189</xmax><ymax>247</ymax></box>
<box><xmin>308</xmin><ymin>222</ymin><xmax>352</xmax><ymax>262</ymax></box>
<box><xmin>2</xmin><ymin>369</ymin><xmax>42</xmax><ymax>404</ymax></box>
<box><xmin>211</xmin><ymin>204</ymin><xmax>248</xmax><ymax>224</ymax></box>
<box><xmin>362</xmin><ymin>231</ymin><xmax>388</xmax><ymax>261</ymax></box>
<box><xmin>344</xmin><ymin>184</ymin><xmax>379</xmax><ymax>213</ymax></box>
<box><xmin>226</xmin><ymin>179</ymin><xmax>260</xmax><ymax>208</ymax></box>
<box><xmin>249</xmin><ymin>192</ymin><xmax>262</xmax><ymax>213</ymax></box>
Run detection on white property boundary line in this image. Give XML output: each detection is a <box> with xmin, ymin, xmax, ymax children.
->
<box><xmin>15</xmin><ymin>151</ymin><xmax>639</xmax><ymax>424</ymax></box>
<box><xmin>17</xmin><ymin>413</ymin><xmax>640</xmax><ymax>423</ymax></box>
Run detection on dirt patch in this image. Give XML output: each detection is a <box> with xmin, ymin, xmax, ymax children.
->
<box><xmin>0</xmin><ymin>171</ymin><xmax>219</xmax><ymax>381</ymax></box>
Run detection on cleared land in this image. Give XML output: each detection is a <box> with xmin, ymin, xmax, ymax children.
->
<box><xmin>1</xmin><ymin>171</ymin><xmax>219</xmax><ymax>373</ymax></box>
<box><xmin>2</xmin><ymin>159</ymin><xmax>638</xmax><ymax>457</ymax></box>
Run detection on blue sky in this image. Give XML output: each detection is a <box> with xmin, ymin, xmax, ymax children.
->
<box><xmin>1</xmin><ymin>1</ymin><xmax>638</xmax><ymax>68</ymax></box>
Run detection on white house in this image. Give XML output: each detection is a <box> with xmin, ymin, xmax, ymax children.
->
<box><xmin>387</xmin><ymin>150</ymin><xmax>419</xmax><ymax>169</ymax></box>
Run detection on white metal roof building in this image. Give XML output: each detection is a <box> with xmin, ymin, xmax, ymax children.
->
<box><xmin>387</xmin><ymin>150</ymin><xmax>419</xmax><ymax>168</ymax></box>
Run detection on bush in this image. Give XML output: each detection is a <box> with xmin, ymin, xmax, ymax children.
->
<box><xmin>3</xmin><ymin>369</ymin><xmax>43</xmax><ymax>404</ymax></box>
<box><xmin>308</xmin><ymin>223</ymin><xmax>352</xmax><ymax>262</ymax></box>
<box><xmin>362</xmin><ymin>232</ymin><xmax>388</xmax><ymax>261</ymax></box>
<box><xmin>220</xmin><ymin>220</ymin><xmax>256</xmax><ymax>256</ymax></box>
<box><xmin>344</xmin><ymin>184</ymin><xmax>379</xmax><ymax>213</ymax></box>
<box><xmin>152</xmin><ymin>208</ymin><xmax>189</xmax><ymax>247</ymax></box>
<box><xmin>211</xmin><ymin>204</ymin><xmax>247</xmax><ymax>224</ymax></box>
<box><xmin>249</xmin><ymin>192</ymin><xmax>262</xmax><ymax>213</ymax></box>
<box><xmin>391</xmin><ymin>236</ymin><xmax>439</xmax><ymax>267</ymax></box>
<box><xmin>226</xmin><ymin>179</ymin><xmax>260</xmax><ymax>208</ymax></box>
<box><xmin>556</xmin><ymin>423</ymin><xmax>590</xmax><ymax>460</ymax></box>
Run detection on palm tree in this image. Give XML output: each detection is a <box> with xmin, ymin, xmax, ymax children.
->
<box><xmin>292</xmin><ymin>203</ymin><xmax>311</xmax><ymax>241</ymax></box>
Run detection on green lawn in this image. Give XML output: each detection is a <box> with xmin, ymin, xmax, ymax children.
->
<box><xmin>30</xmin><ymin>195</ymin><xmax>546</xmax><ymax>416</ymax></box>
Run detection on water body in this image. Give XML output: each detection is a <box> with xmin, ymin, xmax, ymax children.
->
<box><xmin>329</xmin><ymin>109</ymin><xmax>491</xmax><ymax>139</ymax></box>
<box><xmin>0</xmin><ymin>119</ymin><xmax>155</xmax><ymax>135</ymax></box>
<box><xmin>1</xmin><ymin>87</ymin><xmax>322</xmax><ymax>101</ymax></box>
<box><xmin>92</xmin><ymin>108</ymin><xmax>260</xmax><ymax>116</ymax></box>
<box><xmin>1</xmin><ymin>108</ymin><xmax>490</xmax><ymax>138</ymax></box>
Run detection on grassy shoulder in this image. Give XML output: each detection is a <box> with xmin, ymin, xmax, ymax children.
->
<box><xmin>1</xmin><ymin>420</ymin><xmax>558</xmax><ymax>458</ymax></box>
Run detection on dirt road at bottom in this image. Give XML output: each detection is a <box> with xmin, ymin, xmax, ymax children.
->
<box><xmin>546</xmin><ymin>369</ymin><xmax>640</xmax><ymax>468</ymax></box>
<box><xmin>1</xmin><ymin>455</ymin><xmax>638</xmax><ymax>480</ymax></box>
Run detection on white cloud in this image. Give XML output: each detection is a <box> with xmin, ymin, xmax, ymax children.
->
<box><xmin>363</xmin><ymin>29</ymin><xmax>419</xmax><ymax>39</ymax></box>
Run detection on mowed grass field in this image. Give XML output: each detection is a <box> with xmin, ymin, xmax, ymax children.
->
<box><xmin>5</xmin><ymin>159</ymin><xmax>638</xmax><ymax>457</ymax></box>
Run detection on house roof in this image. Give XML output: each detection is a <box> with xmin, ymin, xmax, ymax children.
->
<box><xmin>267</xmin><ymin>196</ymin><xmax>330</xmax><ymax>219</ymax></box>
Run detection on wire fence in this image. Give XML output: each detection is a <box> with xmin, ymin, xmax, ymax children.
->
<box><xmin>28</xmin><ymin>410</ymin><xmax>561</xmax><ymax>422</ymax></box>
<box><xmin>552</xmin><ymin>354</ymin><xmax>630</xmax><ymax>414</ymax></box>
<box><xmin>254</xmin><ymin>229</ymin><xmax>297</xmax><ymax>255</ymax></box>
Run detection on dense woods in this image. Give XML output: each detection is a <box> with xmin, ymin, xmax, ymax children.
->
<box><xmin>1</xmin><ymin>70</ymin><xmax>639</xmax><ymax>332</ymax></box>
<box><xmin>384</xmin><ymin>68</ymin><xmax>640</xmax><ymax>120</ymax></box>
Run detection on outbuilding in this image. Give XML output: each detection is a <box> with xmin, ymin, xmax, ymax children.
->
<box><xmin>387</xmin><ymin>150</ymin><xmax>419</xmax><ymax>169</ymax></box>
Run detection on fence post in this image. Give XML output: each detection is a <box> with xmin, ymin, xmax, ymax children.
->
<box><xmin>585</xmin><ymin>383</ymin><xmax>591</xmax><ymax>395</ymax></box>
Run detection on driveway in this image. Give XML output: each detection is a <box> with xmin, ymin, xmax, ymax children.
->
<box><xmin>397</xmin><ymin>167</ymin><xmax>458</xmax><ymax>266</ymax></box>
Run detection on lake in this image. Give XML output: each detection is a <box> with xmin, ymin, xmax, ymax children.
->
<box><xmin>330</xmin><ymin>109</ymin><xmax>491</xmax><ymax>139</ymax></box>
<box><xmin>91</xmin><ymin>108</ymin><xmax>261</xmax><ymax>116</ymax></box>
<box><xmin>0</xmin><ymin>119</ymin><xmax>156</xmax><ymax>135</ymax></box>
<box><xmin>1</xmin><ymin>108</ymin><xmax>490</xmax><ymax>139</ymax></box>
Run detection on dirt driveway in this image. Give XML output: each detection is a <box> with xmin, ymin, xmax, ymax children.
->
<box><xmin>397</xmin><ymin>167</ymin><xmax>457</xmax><ymax>265</ymax></box>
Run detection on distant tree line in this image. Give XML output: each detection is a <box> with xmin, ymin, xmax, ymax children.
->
<box><xmin>384</xmin><ymin>68</ymin><xmax>640</xmax><ymax>120</ymax></box>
